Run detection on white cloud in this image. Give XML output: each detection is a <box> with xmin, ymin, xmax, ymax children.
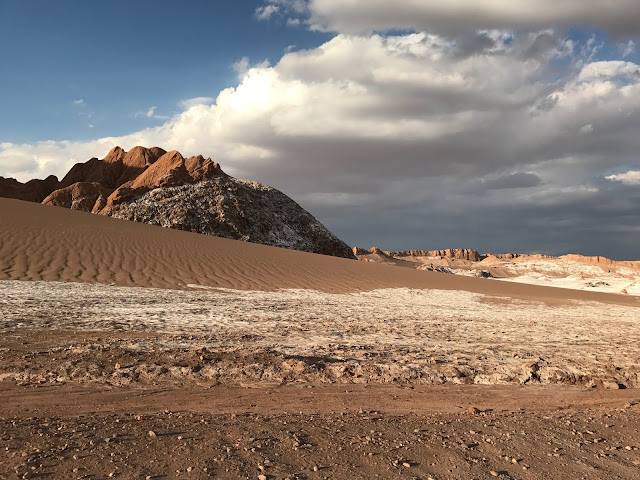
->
<box><xmin>258</xmin><ymin>0</ymin><xmax>309</xmax><ymax>25</ymax></box>
<box><xmin>4</xmin><ymin>32</ymin><xmax>640</xmax><ymax>185</ymax></box>
<box><xmin>305</xmin><ymin>0</ymin><xmax>640</xmax><ymax>35</ymax></box>
<box><xmin>579</xmin><ymin>124</ymin><xmax>594</xmax><ymax>135</ymax></box>
<box><xmin>255</xmin><ymin>5</ymin><xmax>279</xmax><ymax>21</ymax></box>
<box><xmin>232</xmin><ymin>57</ymin><xmax>250</xmax><ymax>77</ymax></box>
<box><xmin>271</xmin><ymin>0</ymin><xmax>308</xmax><ymax>14</ymax></box>
<box><xmin>621</xmin><ymin>39</ymin><xmax>636</xmax><ymax>57</ymax></box>
<box><xmin>179</xmin><ymin>97</ymin><xmax>215</xmax><ymax>109</ymax></box>
<box><xmin>233</xmin><ymin>57</ymin><xmax>270</xmax><ymax>80</ymax></box>
<box><xmin>73</xmin><ymin>98</ymin><xmax>85</xmax><ymax>105</ymax></box>
<box><xmin>133</xmin><ymin>105</ymin><xmax>170</xmax><ymax>121</ymax></box>
<box><xmin>606</xmin><ymin>171</ymin><xmax>640</xmax><ymax>185</ymax></box>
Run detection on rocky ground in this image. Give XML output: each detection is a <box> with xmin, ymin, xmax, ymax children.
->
<box><xmin>1</xmin><ymin>281</ymin><xmax>638</xmax><ymax>389</ymax></box>
<box><xmin>2</xmin><ymin>280</ymin><xmax>640</xmax><ymax>479</ymax></box>
<box><xmin>2</xmin><ymin>382</ymin><xmax>640</xmax><ymax>479</ymax></box>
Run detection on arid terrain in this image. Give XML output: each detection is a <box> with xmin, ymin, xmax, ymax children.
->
<box><xmin>354</xmin><ymin>248</ymin><xmax>640</xmax><ymax>297</ymax></box>
<box><xmin>2</xmin><ymin>198</ymin><xmax>640</xmax><ymax>479</ymax></box>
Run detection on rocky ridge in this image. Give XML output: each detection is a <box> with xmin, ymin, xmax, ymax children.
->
<box><xmin>354</xmin><ymin>247</ymin><xmax>640</xmax><ymax>295</ymax></box>
<box><xmin>1</xmin><ymin>146</ymin><xmax>355</xmax><ymax>259</ymax></box>
<box><xmin>388</xmin><ymin>248</ymin><xmax>485</xmax><ymax>262</ymax></box>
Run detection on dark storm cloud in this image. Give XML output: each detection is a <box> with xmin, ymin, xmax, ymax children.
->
<box><xmin>481</xmin><ymin>173</ymin><xmax>543</xmax><ymax>190</ymax></box>
<box><xmin>307</xmin><ymin>0</ymin><xmax>640</xmax><ymax>36</ymax></box>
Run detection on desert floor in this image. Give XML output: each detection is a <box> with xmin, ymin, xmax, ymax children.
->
<box><xmin>2</xmin><ymin>281</ymin><xmax>640</xmax><ymax>480</ymax></box>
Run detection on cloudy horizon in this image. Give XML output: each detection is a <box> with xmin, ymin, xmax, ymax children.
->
<box><xmin>2</xmin><ymin>1</ymin><xmax>640</xmax><ymax>259</ymax></box>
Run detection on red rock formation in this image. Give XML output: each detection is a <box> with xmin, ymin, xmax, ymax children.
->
<box><xmin>42</xmin><ymin>182</ymin><xmax>113</xmax><ymax>212</ymax></box>
<box><xmin>99</xmin><ymin>150</ymin><xmax>225</xmax><ymax>215</ymax></box>
<box><xmin>60</xmin><ymin>146</ymin><xmax>166</xmax><ymax>190</ymax></box>
<box><xmin>0</xmin><ymin>175</ymin><xmax>61</xmax><ymax>203</ymax></box>
<box><xmin>387</xmin><ymin>249</ymin><xmax>485</xmax><ymax>262</ymax></box>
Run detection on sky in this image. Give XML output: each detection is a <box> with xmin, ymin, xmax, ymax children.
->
<box><xmin>1</xmin><ymin>0</ymin><xmax>640</xmax><ymax>259</ymax></box>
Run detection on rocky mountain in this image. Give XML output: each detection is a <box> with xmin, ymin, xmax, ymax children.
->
<box><xmin>354</xmin><ymin>246</ymin><xmax>640</xmax><ymax>295</ymax></box>
<box><xmin>1</xmin><ymin>146</ymin><xmax>355</xmax><ymax>259</ymax></box>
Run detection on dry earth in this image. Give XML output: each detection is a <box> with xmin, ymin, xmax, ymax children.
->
<box><xmin>1</xmin><ymin>280</ymin><xmax>640</xmax><ymax>479</ymax></box>
<box><xmin>1</xmin><ymin>281</ymin><xmax>639</xmax><ymax>388</ymax></box>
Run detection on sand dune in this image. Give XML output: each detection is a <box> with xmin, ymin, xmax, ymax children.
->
<box><xmin>1</xmin><ymin>198</ymin><xmax>639</xmax><ymax>306</ymax></box>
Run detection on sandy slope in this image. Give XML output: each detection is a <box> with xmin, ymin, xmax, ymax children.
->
<box><xmin>1</xmin><ymin>198</ymin><xmax>638</xmax><ymax>307</ymax></box>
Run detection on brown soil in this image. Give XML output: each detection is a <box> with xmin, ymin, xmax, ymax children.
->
<box><xmin>2</xmin><ymin>381</ymin><xmax>640</xmax><ymax>480</ymax></box>
<box><xmin>2</xmin><ymin>328</ymin><xmax>640</xmax><ymax>479</ymax></box>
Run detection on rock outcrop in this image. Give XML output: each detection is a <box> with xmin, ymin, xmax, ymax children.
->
<box><xmin>0</xmin><ymin>175</ymin><xmax>61</xmax><ymax>203</ymax></box>
<box><xmin>42</xmin><ymin>182</ymin><xmax>113</xmax><ymax>212</ymax></box>
<box><xmin>111</xmin><ymin>178</ymin><xmax>355</xmax><ymax>258</ymax></box>
<box><xmin>388</xmin><ymin>249</ymin><xmax>485</xmax><ymax>262</ymax></box>
<box><xmin>99</xmin><ymin>150</ymin><xmax>224</xmax><ymax>216</ymax></box>
<box><xmin>59</xmin><ymin>146</ymin><xmax>167</xmax><ymax>190</ymax></box>
<box><xmin>2</xmin><ymin>146</ymin><xmax>355</xmax><ymax>259</ymax></box>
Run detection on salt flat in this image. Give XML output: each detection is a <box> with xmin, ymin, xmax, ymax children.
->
<box><xmin>2</xmin><ymin>280</ymin><xmax>638</xmax><ymax>388</ymax></box>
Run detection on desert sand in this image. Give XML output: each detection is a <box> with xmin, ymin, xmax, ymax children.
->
<box><xmin>2</xmin><ymin>198</ymin><xmax>638</xmax><ymax>305</ymax></box>
<box><xmin>2</xmin><ymin>198</ymin><xmax>640</xmax><ymax>479</ymax></box>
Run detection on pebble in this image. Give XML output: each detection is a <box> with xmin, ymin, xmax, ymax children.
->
<box><xmin>402</xmin><ymin>462</ymin><xmax>411</xmax><ymax>468</ymax></box>
<box><xmin>490</xmin><ymin>471</ymin><xmax>499</xmax><ymax>477</ymax></box>
<box><xmin>258</xmin><ymin>475</ymin><xmax>267</xmax><ymax>480</ymax></box>
<box><xmin>148</xmin><ymin>431</ymin><xmax>157</xmax><ymax>438</ymax></box>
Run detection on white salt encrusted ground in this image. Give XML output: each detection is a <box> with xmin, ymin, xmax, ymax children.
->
<box><xmin>1</xmin><ymin>280</ymin><xmax>639</xmax><ymax>387</ymax></box>
<box><xmin>411</xmin><ymin>256</ymin><xmax>640</xmax><ymax>295</ymax></box>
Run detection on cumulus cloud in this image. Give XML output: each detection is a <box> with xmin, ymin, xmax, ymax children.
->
<box><xmin>305</xmin><ymin>0</ymin><xmax>640</xmax><ymax>35</ymax></box>
<box><xmin>2</xmin><ymin>29</ymin><xmax>640</xmax><ymax>257</ymax></box>
<box><xmin>606</xmin><ymin>171</ymin><xmax>640</xmax><ymax>185</ymax></box>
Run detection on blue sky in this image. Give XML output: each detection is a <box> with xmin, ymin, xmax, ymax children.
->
<box><xmin>0</xmin><ymin>0</ymin><xmax>330</xmax><ymax>143</ymax></box>
<box><xmin>2</xmin><ymin>1</ymin><xmax>640</xmax><ymax>258</ymax></box>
